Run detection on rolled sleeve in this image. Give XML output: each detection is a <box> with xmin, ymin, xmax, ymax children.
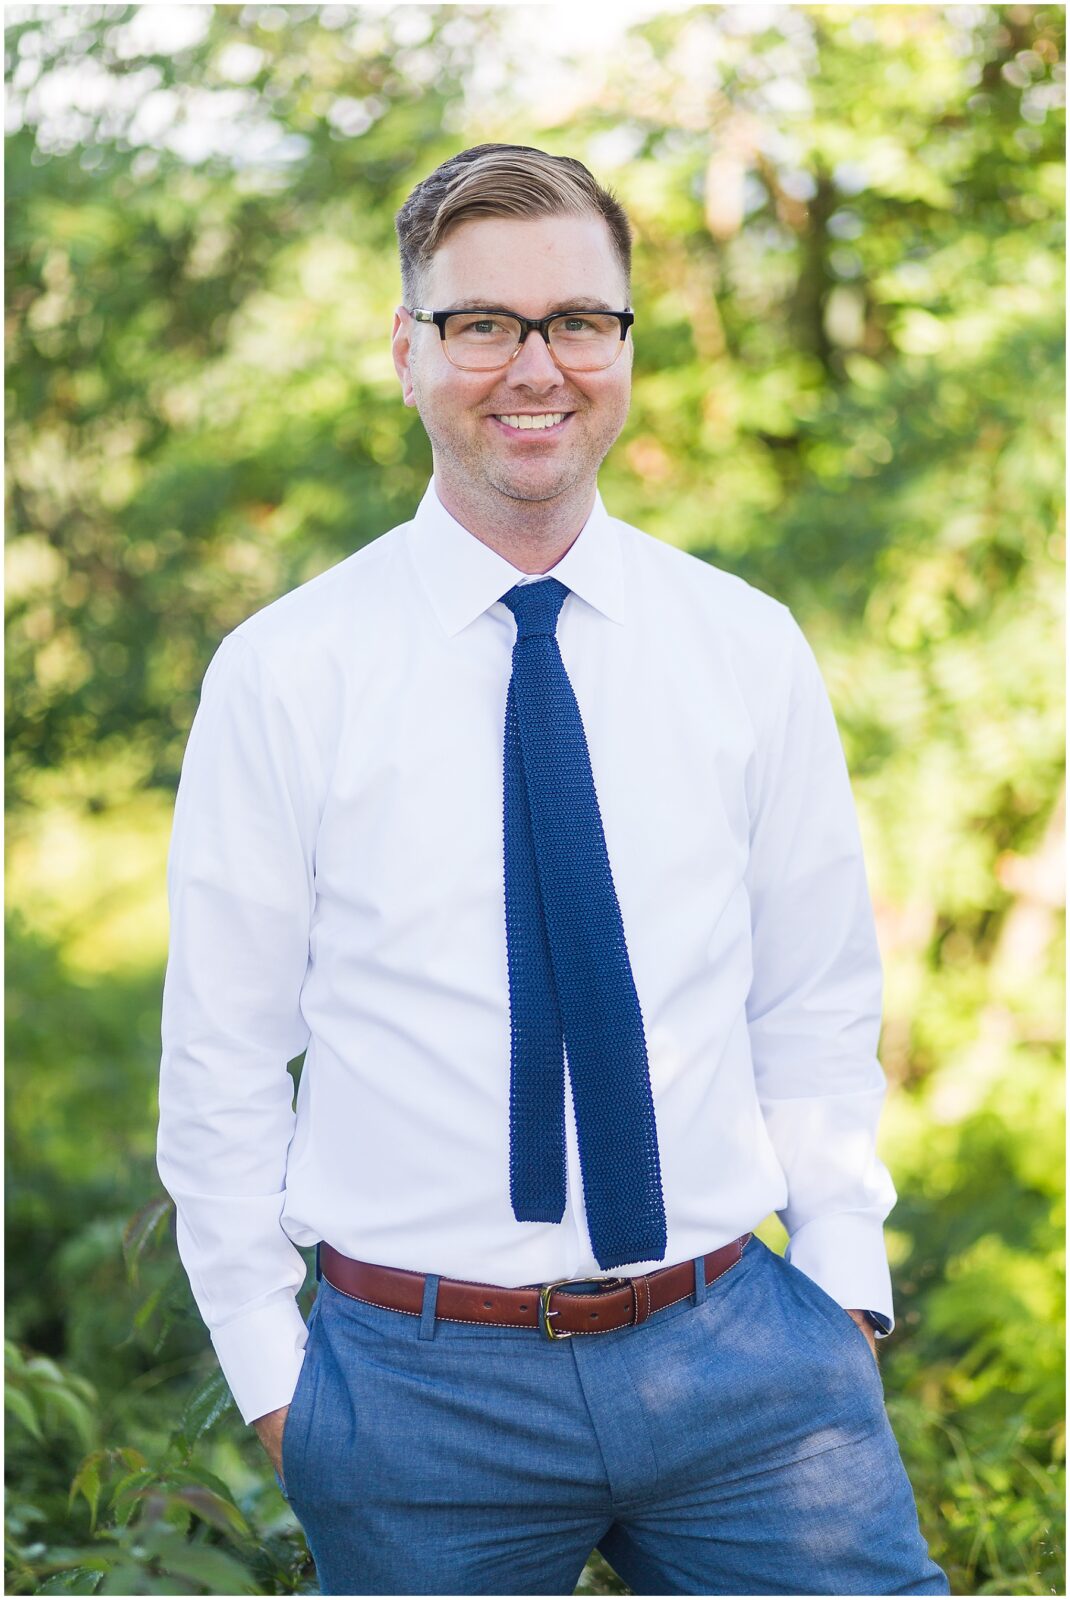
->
<box><xmin>745</xmin><ymin>616</ymin><xmax>896</xmax><ymax>1333</ymax></box>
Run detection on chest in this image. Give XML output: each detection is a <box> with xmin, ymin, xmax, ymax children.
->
<box><xmin>310</xmin><ymin>613</ymin><xmax>757</xmax><ymax>945</ymax></box>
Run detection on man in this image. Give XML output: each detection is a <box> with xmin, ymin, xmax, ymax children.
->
<box><xmin>157</xmin><ymin>144</ymin><xmax>949</xmax><ymax>1596</ymax></box>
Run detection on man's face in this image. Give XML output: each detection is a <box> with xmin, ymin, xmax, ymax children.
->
<box><xmin>392</xmin><ymin>212</ymin><xmax>632</xmax><ymax>512</ymax></box>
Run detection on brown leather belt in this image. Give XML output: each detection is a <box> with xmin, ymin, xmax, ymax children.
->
<box><xmin>318</xmin><ymin>1233</ymin><xmax>752</xmax><ymax>1340</ymax></box>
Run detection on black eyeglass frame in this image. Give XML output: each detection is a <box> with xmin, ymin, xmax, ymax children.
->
<box><xmin>409</xmin><ymin>306</ymin><xmax>635</xmax><ymax>369</ymax></box>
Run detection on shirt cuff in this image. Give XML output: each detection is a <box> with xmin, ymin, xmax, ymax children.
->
<box><xmin>783</xmin><ymin>1211</ymin><xmax>895</xmax><ymax>1336</ymax></box>
<box><xmin>209</xmin><ymin>1293</ymin><xmax>312</xmax><ymax>1426</ymax></box>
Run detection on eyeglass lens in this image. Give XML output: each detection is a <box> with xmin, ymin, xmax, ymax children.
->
<box><xmin>443</xmin><ymin>312</ymin><xmax>623</xmax><ymax>370</ymax></box>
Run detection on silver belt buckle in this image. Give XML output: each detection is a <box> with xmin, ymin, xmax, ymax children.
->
<box><xmin>539</xmin><ymin>1275</ymin><xmax>628</xmax><ymax>1340</ymax></box>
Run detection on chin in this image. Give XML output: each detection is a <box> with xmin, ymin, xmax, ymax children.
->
<box><xmin>494</xmin><ymin>482</ymin><xmax>569</xmax><ymax>504</ymax></box>
<box><xmin>490</xmin><ymin>464</ymin><xmax>583</xmax><ymax>504</ymax></box>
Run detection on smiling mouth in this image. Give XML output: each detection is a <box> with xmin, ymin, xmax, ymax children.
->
<box><xmin>489</xmin><ymin>412</ymin><xmax>573</xmax><ymax>433</ymax></box>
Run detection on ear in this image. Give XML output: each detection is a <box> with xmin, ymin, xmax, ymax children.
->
<box><xmin>392</xmin><ymin>307</ymin><xmax>417</xmax><ymax>408</ymax></box>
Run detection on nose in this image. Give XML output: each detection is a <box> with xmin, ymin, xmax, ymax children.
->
<box><xmin>505</xmin><ymin>330</ymin><xmax>566</xmax><ymax>392</ymax></box>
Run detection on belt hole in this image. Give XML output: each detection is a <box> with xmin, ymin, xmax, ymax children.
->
<box><xmin>519</xmin><ymin>1303</ymin><xmax>528</xmax><ymax>1311</ymax></box>
<box><xmin>483</xmin><ymin>1300</ymin><xmax>493</xmax><ymax>1309</ymax></box>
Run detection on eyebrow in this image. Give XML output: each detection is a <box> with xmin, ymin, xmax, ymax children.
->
<box><xmin>443</xmin><ymin>298</ymin><xmax>619</xmax><ymax>313</ymax></box>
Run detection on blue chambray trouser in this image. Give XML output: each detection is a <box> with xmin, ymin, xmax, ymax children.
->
<box><xmin>275</xmin><ymin>1233</ymin><xmax>950</xmax><ymax>1596</ymax></box>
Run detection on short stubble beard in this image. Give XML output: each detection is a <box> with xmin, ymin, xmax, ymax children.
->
<box><xmin>407</xmin><ymin>337</ymin><xmax>629</xmax><ymax>564</ymax></box>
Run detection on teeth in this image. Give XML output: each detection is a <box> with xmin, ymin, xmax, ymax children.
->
<box><xmin>496</xmin><ymin>413</ymin><xmax>566</xmax><ymax>430</ymax></box>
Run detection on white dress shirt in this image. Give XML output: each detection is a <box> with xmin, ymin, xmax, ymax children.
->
<box><xmin>157</xmin><ymin>476</ymin><xmax>897</xmax><ymax>1426</ymax></box>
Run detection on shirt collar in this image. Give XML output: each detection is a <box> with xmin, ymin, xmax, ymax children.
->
<box><xmin>406</xmin><ymin>476</ymin><xmax>627</xmax><ymax>638</ymax></box>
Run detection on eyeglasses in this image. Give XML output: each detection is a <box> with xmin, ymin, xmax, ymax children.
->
<box><xmin>410</xmin><ymin>307</ymin><xmax>634</xmax><ymax>372</ymax></box>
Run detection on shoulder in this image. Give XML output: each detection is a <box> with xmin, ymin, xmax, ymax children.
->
<box><xmin>228</xmin><ymin>521</ymin><xmax>407</xmax><ymax>671</ymax></box>
<box><xmin>195</xmin><ymin>520</ymin><xmax>411</xmax><ymax>751</ymax></box>
<box><xmin>610</xmin><ymin>511</ymin><xmax>799</xmax><ymax>658</ymax></box>
<box><xmin>609</xmin><ymin>511</ymin><xmax>821</xmax><ymax>753</ymax></box>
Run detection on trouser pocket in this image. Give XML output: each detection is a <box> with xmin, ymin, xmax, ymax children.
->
<box><xmin>279</xmin><ymin>1294</ymin><xmax>322</xmax><ymax>1501</ymax></box>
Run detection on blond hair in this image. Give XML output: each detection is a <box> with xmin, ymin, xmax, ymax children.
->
<box><xmin>395</xmin><ymin>143</ymin><xmax>633</xmax><ymax>306</ymax></box>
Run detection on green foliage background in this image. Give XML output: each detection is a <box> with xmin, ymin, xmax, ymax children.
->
<box><xmin>5</xmin><ymin>4</ymin><xmax>1064</xmax><ymax>1594</ymax></box>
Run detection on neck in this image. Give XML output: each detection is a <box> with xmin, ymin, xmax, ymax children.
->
<box><xmin>432</xmin><ymin>469</ymin><xmax>596</xmax><ymax>575</ymax></box>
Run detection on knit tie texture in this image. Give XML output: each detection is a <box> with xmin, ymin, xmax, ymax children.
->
<box><xmin>500</xmin><ymin>577</ymin><xmax>667</xmax><ymax>1271</ymax></box>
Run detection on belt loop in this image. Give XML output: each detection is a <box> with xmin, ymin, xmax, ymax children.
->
<box><xmin>419</xmin><ymin>1273</ymin><xmax>440</xmax><ymax>1341</ymax></box>
<box><xmin>315</xmin><ymin>1242</ymin><xmax>323</xmax><ymax>1283</ymax></box>
<box><xmin>692</xmin><ymin>1254</ymin><xmax>707</xmax><ymax>1306</ymax></box>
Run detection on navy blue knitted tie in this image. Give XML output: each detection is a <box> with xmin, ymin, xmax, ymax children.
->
<box><xmin>500</xmin><ymin>577</ymin><xmax>667</xmax><ymax>1271</ymax></box>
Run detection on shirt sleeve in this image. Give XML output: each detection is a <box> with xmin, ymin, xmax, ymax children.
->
<box><xmin>157</xmin><ymin>630</ymin><xmax>320</xmax><ymax>1425</ymax></box>
<box><xmin>745</xmin><ymin>614</ymin><xmax>897</xmax><ymax>1333</ymax></box>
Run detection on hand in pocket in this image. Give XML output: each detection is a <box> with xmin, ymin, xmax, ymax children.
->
<box><xmin>253</xmin><ymin>1404</ymin><xmax>290</xmax><ymax>1478</ymax></box>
